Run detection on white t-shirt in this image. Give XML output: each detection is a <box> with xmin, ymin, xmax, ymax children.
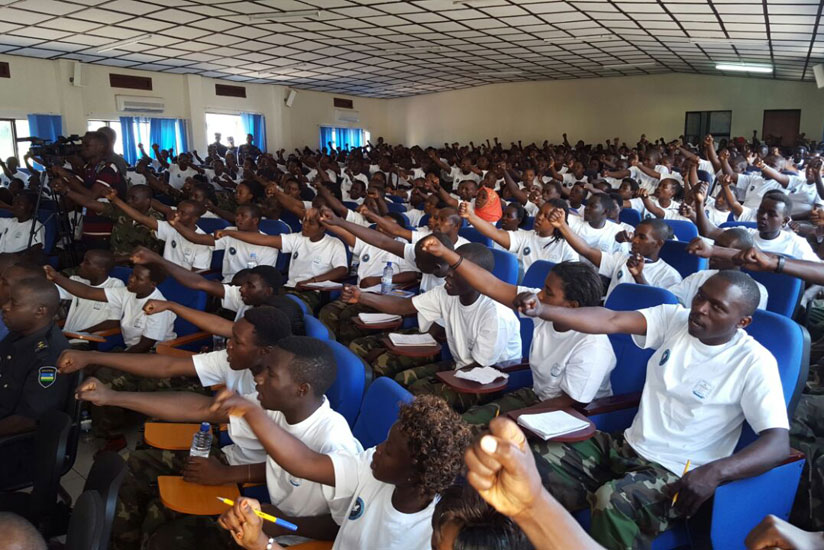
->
<box><xmin>215</xmin><ymin>230</ymin><xmax>278</xmax><ymax>282</ymax></box>
<box><xmin>168</xmin><ymin>164</ymin><xmax>198</xmax><ymax>190</ymax></box>
<box><xmin>626</xmin><ymin>304</ymin><xmax>789</xmax><ymax>475</ymax></box>
<box><xmin>508</xmin><ymin>230</ymin><xmax>578</xmax><ymax>272</ymax></box>
<box><xmin>0</xmin><ymin>170</ymin><xmax>29</xmax><ymax>186</ymax></box>
<box><xmin>229</xmin><ymin>397</ymin><xmax>362</xmax><ymax>515</ymax></box>
<box><xmin>519</xmin><ymin>286</ymin><xmax>615</xmax><ymax>402</ymax></box>
<box><xmin>280</xmin><ymin>233</ymin><xmax>348</xmax><ymax>288</ymax></box>
<box><xmin>599</xmin><ymin>250</ymin><xmax>682</xmax><ymax>298</ymax></box>
<box><xmin>746</xmin><ymin>228</ymin><xmax>820</xmax><ymax>262</ymax></box>
<box><xmin>406</xmin><ymin>209</ymin><xmax>425</xmax><ymax>228</ymax></box>
<box><xmin>786</xmin><ymin>176</ymin><xmax>824</xmax><ymax>213</ymax></box>
<box><xmin>59</xmin><ymin>276</ymin><xmax>124</xmax><ymax>332</ymax></box>
<box><xmin>568</xmin><ymin>217</ymin><xmax>624</xmax><ymax>253</ymax></box>
<box><xmin>629</xmin><ymin>198</ymin><xmax>688</xmax><ymax>221</ymax></box>
<box><xmin>345</xmin><ymin>210</ymin><xmax>371</xmax><ymax>228</ymax></box>
<box><xmin>736</xmin><ymin>174</ymin><xmax>785</xmax><ymax>209</ymax></box>
<box><xmin>412</xmin><ymin>285</ymin><xmax>521</xmax><ymax>368</ymax></box>
<box><xmin>670</xmin><ymin>270</ymin><xmax>768</xmax><ymax>310</ymax></box>
<box><xmin>448</xmin><ymin>166</ymin><xmax>481</xmax><ymax>184</ymax></box>
<box><xmin>353</xmin><ymin>238</ymin><xmax>415</xmax><ymax>282</ymax></box>
<box><xmin>0</xmin><ymin>217</ymin><xmax>44</xmax><ymax>253</ymax></box>
<box><xmin>220</xmin><ymin>284</ymin><xmax>250</xmax><ymax>322</ymax></box>
<box><xmin>401</xmin><ymin>237</ymin><xmax>469</xmax><ymax>292</ymax></box>
<box><xmin>103</xmin><ymin>286</ymin><xmax>176</xmax><ymax>347</ymax></box>
<box><xmin>192</xmin><ymin>349</ymin><xmax>255</xmax><ymax>395</ymax></box>
<box><xmin>629</xmin><ymin>165</ymin><xmax>667</xmax><ymax>194</ymax></box>
<box><xmin>704</xmin><ymin>201</ymin><xmax>731</xmax><ymax>226</ymax></box>
<box><xmin>155</xmin><ymin>220</ymin><xmax>212</xmax><ymax>270</ymax></box>
<box><xmin>328</xmin><ymin>448</ymin><xmax>437</xmax><ymax>550</ymax></box>
<box><xmin>126</xmin><ymin>171</ymin><xmax>146</xmax><ymax>188</ymax></box>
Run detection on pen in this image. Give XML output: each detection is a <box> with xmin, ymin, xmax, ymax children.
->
<box><xmin>671</xmin><ymin>460</ymin><xmax>691</xmax><ymax>506</ymax></box>
<box><xmin>216</xmin><ymin>497</ymin><xmax>298</xmax><ymax>531</ymax></box>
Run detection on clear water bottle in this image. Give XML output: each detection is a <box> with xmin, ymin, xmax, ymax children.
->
<box><xmin>80</xmin><ymin>410</ymin><xmax>93</xmax><ymax>443</ymax></box>
<box><xmin>212</xmin><ymin>335</ymin><xmax>227</xmax><ymax>351</ymax></box>
<box><xmin>381</xmin><ymin>262</ymin><xmax>394</xmax><ymax>294</ymax></box>
<box><xmin>189</xmin><ymin>422</ymin><xmax>212</xmax><ymax>458</ymax></box>
<box><xmin>246</xmin><ymin>252</ymin><xmax>258</xmax><ymax>269</ymax></box>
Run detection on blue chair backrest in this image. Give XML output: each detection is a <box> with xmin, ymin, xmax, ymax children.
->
<box><xmin>605</xmin><ymin>283</ymin><xmax>679</xmax><ymax>395</ymax></box>
<box><xmin>386</xmin><ymin>195</ymin><xmax>405</xmax><ymax>204</ymax></box>
<box><xmin>110</xmin><ymin>266</ymin><xmax>132</xmax><ymax>285</ymax></box>
<box><xmin>744</xmin><ymin>269</ymin><xmax>803</xmax><ymax>318</ymax></box>
<box><xmin>286</xmin><ymin>293</ymin><xmax>310</xmax><ymax>315</ymax></box>
<box><xmin>352</xmin><ymin>377</ymin><xmax>413</xmax><ymax>449</ymax></box>
<box><xmin>659</xmin><ymin>240</ymin><xmax>708</xmax><ymax>279</ymax></box>
<box><xmin>157</xmin><ymin>277</ymin><xmax>208</xmax><ymax>337</ymax></box>
<box><xmin>386</xmin><ymin>201</ymin><xmax>406</xmax><ymax>214</ymax></box>
<box><xmin>490</xmin><ymin>249</ymin><xmax>519</xmax><ymax>285</ymax></box>
<box><xmin>210</xmin><ymin>250</ymin><xmax>225</xmax><ymax>272</ymax></box>
<box><xmin>459</xmin><ymin>226</ymin><xmax>492</xmax><ymax>247</ymax></box>
<box><xmin>619</xmin><ymin>209</ymin><xmax>641</xmax><ymax>227</ymax></box>
<box><xmin>735</xmin><ymin>310</ymin><xmax>809</xmax><ymax>449</ymax></box>
<box><xmin>662</xmin><ymin>219</ymin><xmax>698</xmax><ymax>241</ymax></box>
<box><xmin>278</xmin><ymin>212</ymin><xmax>302</xmax><ymax>232</ymax></box>
<box><xmin>521</xmin><ymin>216</ymin><xmax>535</xmax><ymax>230</ymax></box>
<box><xmin>419</xmin><ymin>213</ymin><xmax>430</xmax><ymax>228</ymax></box>
<box><xmin>342</xmin><ymin>201</ymin><xmax>359</xmax><ymax>211</ymax></box>
<box><xmin>720</xmin><ymin>220</ymin><xmax>758</xmax><ymax>229</ymax></box>
<box><xmin>196</xmin><ymin>217</ymin><xmax>231</xmax><ymax>234</ymax></box>
<box><xmin>259</xmin><ymin>218</ymin><xmax>291</xmax><ymax>236</ymax></box>
<box><xmin>521</xmin><ymin>260</ymin><xmax>555</xmax><ymax>289</ymax></box>
<box><xmin>304</xmin><ymin>315</ymin><xmax>331</xmax><ymax>339</ymax></box>
<box><xmin>324</xmin><ymin>340</ymin><xmax>367</xmax><ymax>427</ymax></box>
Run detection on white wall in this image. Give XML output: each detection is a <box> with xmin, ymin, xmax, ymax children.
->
<box><xmin>387</xmin><ymin>73</ymin><xmax>824</xmax><ymax>147</ymax></box>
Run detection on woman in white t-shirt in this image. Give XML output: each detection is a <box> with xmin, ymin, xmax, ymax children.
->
<box><xmin>213</xmin><ymin>393</ymin><xmax>473</xmax><ymax>550</ymax></box>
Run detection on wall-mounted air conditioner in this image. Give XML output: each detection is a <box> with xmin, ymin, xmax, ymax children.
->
<box><xmin>335</xmin><ymin>109</ymin><xmax>360</xmax><ymax>124</ymax></box>
<box><xmin>116</xmin><ymin>95</ymin><xmax>165</xmax><ymax>113</ymax></box>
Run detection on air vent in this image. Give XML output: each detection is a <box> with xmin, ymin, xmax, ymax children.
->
<box><xmin>109</xmin><ymin>73</ymin><xmax>152</xmax><ymax>90</ymax></box>
<box><xmin>333</xmin><ymin>98</ymin><xmax>353</xmax><ymax>109</ymax></box>
<box><xmin>216</xmin><ymin>84</ymin><xmax>246</xmax><ymax>98</ymax></box>
<box><xmin>0</xmin><ymin>62</ymin><xmax>9</xmax><ymax>79</ymax></box>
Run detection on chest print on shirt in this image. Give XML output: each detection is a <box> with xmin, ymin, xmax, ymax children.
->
<box><xmin>692</xmin><ymin>380</ymin><xmax>713</xmax><ymax>399</ymax></box>
<box><xmin>171</xmin><ymin>240</ymin><xmax>177</xmax><ymax>248</ymax></box>
<box><xmin>550</xmin><ymin>363</ymin><xmax>563</xmax><ymax>377</ymax></box>
<box><xmin>348</xmin><ymin>496</ymin><xmax>365</xmax><ymax>520</ymax></box>
<box><xmin>523</xmin><ymin>246</ymin><xmax>531</xmax><ymax>256</ymax></box>
<box><xmin>362</xmin><ymin>254</ymin><xmax>370</xmax><ymax>263</ymax></box>
<box><xmin>659</xmin><ymin>349</ymin><xmax>671</xmax><ymax>366</ymax></box>
<box><xmin>229</xmin><ymin>247</ymin><xmax>237</xmax><ymax>255</ymax></box>
<box><xmin>293</xmin><ymin>251</ymin><xmax>299</xmax><ymax>260</ymax></box>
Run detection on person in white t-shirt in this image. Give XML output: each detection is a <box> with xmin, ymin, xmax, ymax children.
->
<box><xmin>567</xmin><ymin>194</ymin><xmax>625</xmax><ymax>254</ymax></box>
<box><xmin>627</xmin><ymin>180</ymin><xmax>689</xmax><ymax>221</ymax></box>
<box><xmin>0</xmin><ymin>191</ymin><xmax>45</xmax><ymax>254</ymax></box>
<box><xmin>552</xmin><ymin>211</ymin><xmax>682</xmax><ymax>298</ymax></box>
<box><xmin>57</xmin><ymin>250</ymin><xmax>124</xmax><ymax>333</ymax></box>
<box><xmin>422</xmin><ymin>237</ymin><xmax>615</xmax><ymax>425</ymax></box>
<box><xmin>213</xmin><ymin>393</ymin><xmax>472</xmax><ymax>550</ymax></box>
<box><xmin>167</xmin><ymin>154</ymin><xmax>200</xmax><ymax>190</ymax></box>
<box><xmin>75</xmin><ymin>333</ymin><xmax>358</xmax><ymax>550</ymax></box>
<box><xmin>0</xmin><ymin>157</ymin><xmax>29</xmax><ymax>187</ymax></box>
<box><xmin>518</xmin><ymin>271</ymin><xmax>790</xmax><ymax>550</ymax></box>
<box><xmin>219</xmin><ymin>208</ymin><xmax>349</xmax><ymax>312</ymax></box>
<box><xmin>341</xmin><ymin>242</ymin><xmax>522</xmax><ymax>411</ymax></box>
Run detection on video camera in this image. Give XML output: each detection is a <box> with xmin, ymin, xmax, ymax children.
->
<box><xmin>17</xmin><ymin>135</ymin><xmax>83</xmax><ymax>164</ymax></box>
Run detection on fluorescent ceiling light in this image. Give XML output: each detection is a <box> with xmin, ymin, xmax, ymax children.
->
<box><xmin>249</xmin><ymin>10</ymin><xmax>320</xmax><ymax>21</ymax></box>
<box><xmin>715</xmin><ymin>63</ymin><xmax>773</xmax><ymax>73</ymax></box>
<box><xmin>601</xmin><ymin>62</ymin><xmax>656</xmax><ymax>69</ymax></box>
<box><xmin>97</xmin><ymin>34</ymin><xmax>153</xmax><ymax>53</ymax></box>
<box><xmin>545</xmin><ymin>35</ymin><xmax>619</xmax><ymax>45</ymax></box>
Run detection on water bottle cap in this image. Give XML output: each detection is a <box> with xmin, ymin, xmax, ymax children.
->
<box><xmin>200</xmin><ymin>422</ymin><xmax>210</xmax><ymax>431</ymax></box>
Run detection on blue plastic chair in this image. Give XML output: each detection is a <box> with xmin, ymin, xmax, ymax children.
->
<box><xmin>304</xmin><ymin>315</ymin><xmax>331</xmax><ymax>340</ymax></box>
<box><xmin>719</xmin><ymin>220</ymin><xmax>758</xmax><ymax>229</ymax></box>
<box><xmin>521</xmin><ymin>216</ymin><xmax>535</xmax><ymax>230</ymax></box>
<box><xmin>745</xmin><ymin>268</ymin><xmax>803</xmax><ymax>318</ymax></box>
<box><xmin>352</xmin><ymin>378</ymin><xmax>413</xmax><ymax>449</ymax></box>
<box><xmin>157</xmin><ymin>277</ymin><xmax>209</xmax><ymax>350</ymax></box>
<box><xmin>619</xmin><ymin>208</ymin><xmax>641</xmax><ymax>227</ymax></box>
<box><xmin>386</xmin><ymin>201</ymin><xmax>406</xmax><ymax>214</ymax></box>
<box><xmin>521</xmin><ymin>260</ymin><xmax>555</xmax><ymax>289</ymax></box>
<box><xmin>342</xmin><ymin>201</ymin><xmax>359</xmax><ymax>211</ymax></box>
<box><xmin>662</xmin><ymin>219</ymin><xmax>698</xmax><ymax>241</ymax></box>
<box><xmin>490</xmin><ymin>249</ymin><xmax>519</xmax><ymax>285</ymax></box>
<box><xmin>109</xmin><ymin>266</ymin><xmax>132</xmax><ymax>285</ymax></box>
<box><xmin>458</xmin><ymin>226</ymin><xmax>493</xmax><ymax>247</ymax></box>
<box><xmin>324</xmin><ymin>340</ymin><xmax>367</xmax><ymax>428</ymax></box>
<box><xmin>419</xmin><ymin>213</ymin><xmax>430</xmax><ymax>228</ymax></box>
<box><xmin>659</xmin><ymin>240</ymin><xmax>708</xmax><ymax>279</ymax></box>
<box><xmin>196</xmin><ymin>217</ymin><xmax>230</xmax><ymax>234</ymax></box>
<box><xmin>278</xmin><ymin>212</ymin><xmax>302</xmax><ymax>232</ymax></box>
<box><xmin>259</xmin><ymin>218</ymin><xmax>291</xmax><ymax>236</ymax></box>
<box><xmin>285</xmin><ymin>293</ymin><xmax>310</xmax><ymax>315</ymax></box>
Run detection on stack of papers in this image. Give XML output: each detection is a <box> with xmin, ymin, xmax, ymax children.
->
<box><xmin>362</xmin><ymin>285</ymin><xmax>416</xmax><ymax>298</ymax></box>
<box><xmin>305</xmin><ymin>281</ymin><xmax>342</xmax><ymax>289</ymax></box>
<box><xmin>454</xmin><ymin>367</ymin><xmax>509</xmax><ymax>385</ymax></box>
<box><xmin>517</xmin><ymin>410</ymin><xmax>590</xmax><ymax>440</ymax></box>
<box><xmin>388</xmin><ymin>333</ymin><xmax>438</xmax><ymax>347</ymax></box>
<box><xmin>358</xmin><ymin>313</ymin><xmax>402</xmax><ymax>324</ymax></box>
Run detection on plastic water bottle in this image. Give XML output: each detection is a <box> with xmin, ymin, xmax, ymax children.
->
<box><xmin>381</xmin><ymin>262</ymin><xmax>394</xmax><ymax>294</ymax></box>
<box><xmin>189</xmin><ymin>422</ymin><xmax>212</xmax><ymax>458</ymax></box>
<box><xmin>212</xmin><ymin>335</ymin><xmax>227</xmax><ymax>351</ymax></box>
<box><xmin>246</xmin><ymin>252</ymin><xmax>258</xmax><ymax>269</ymax></box>
<box><xmin>80</xmin><ymin>410</ymin><xmax>93</xmax><ymax>443</ymax></box>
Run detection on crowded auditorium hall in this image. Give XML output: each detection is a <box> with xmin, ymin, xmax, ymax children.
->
<box><xmin>0</xmin><ymin>0</ymin><xmax>824</xmax><ymax>548</ymax></box>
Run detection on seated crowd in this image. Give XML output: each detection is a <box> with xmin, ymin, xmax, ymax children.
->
<box><xmin>0</xmin><ymin>128</ymin><xmax>823</xmax><ymax>550</ymax></box>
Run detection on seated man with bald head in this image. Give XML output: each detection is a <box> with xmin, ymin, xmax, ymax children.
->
<box><xmin>0</xmin><ymin>513</ymin><xmax>46</xmax><ymax>550</ymax></box>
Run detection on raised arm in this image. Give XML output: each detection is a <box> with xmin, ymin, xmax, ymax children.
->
<box><xmin>262</xmin><ymin>180</ymin><xmax>306</xmax><ymax>219</ymax></box>
<box><xmin>513</xmin><ymin>292</ymin><xmax>646</xmax><ymax>335</ymax></box>
<box><xmin>501</xmin><ymin>164</ymin><xmax>529</xmax><ymax>206</ymax></box>
<box><xmin>755</xmin><ymin>160</ymin><xmax>790</xmax><ymax>188</ymax></box>
<box><xmin>216</xmin><ymin>229</ymin><xmax>282</xmax><ymax>250</ymax></box>
<box><xmin>144</xmin><ymin>299</ymin><xmax>233</xmax><ymax>338</ymax></box>
<box><xmin>170</xmin><ymin>218</ymin><xmax>216</xmax><ymax>246</ymax></box>
<box><xmin>339</xmin><ymin>284</ymin><xmax>417</xmax><ymax>316</ymax></box>
<box><xmin>57</xmin><ymin>349</ymin><xmax>195</xmax><ymax>378</ymax></box>
<box><xmin>718</xmin><ymin>176</ymin><xmax>744</xmax><ymax>218</ymax></box>
<box><xmin>44</xmin><ymin>266</ymin><xmax>107</xmax><ymax>302</ymax></box>
<box><xmin>52</xmin><ymin>179</ymin><xmax>106</xmax><ymax>214</ymax></box>
<box><xmin>460</xmin><ymin>202</ymin><xmax>512</xmax><ymax>249</ymax></box>
<box><xmin>131</xmin><ymin>246</ymin><xmax>224</xmax><ymax>297</ymax></box>
<box><xmin>319</xmin><ymin>207</ymin><xmax>405</xmax><ymax>258</ymax></box>
<box><xmin>549</xmin><ymin>211</ymin><xmax>602</xmax><ymax>266</ymax></box>
<box><xmin>360</xmin><ymin>208</ymin><xmax>413</xmax><ymax>241</ymax></box>
<box><xmin>693</xmin><ymin>183</ymin><xmax>724</xmax><ymax>240</ymax></box>
<box><xmin>639</xmin><ymin>189</ymin><xmax>666</xmax><ymax>219</ymax></box>
<box><xmin>107</xmin><ymin>189</ymin><xmax>159</xmax><ymax>230</ymax></box>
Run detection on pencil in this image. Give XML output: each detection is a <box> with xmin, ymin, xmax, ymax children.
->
<box><xmin>494</xmin><ymin>404</ymin><xmax>500</xmax><ymax>418</ymax></box>
<box><xmin>216</xmin><ymin>497</ymin><xmax>298</xmax><ymax>531</ymax></box>
<box><xmin>671</xmin><ymin>460</ymin><xmax>691</xmax><ymax>506</ymax></box>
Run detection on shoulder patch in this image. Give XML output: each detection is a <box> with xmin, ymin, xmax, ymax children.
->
<box><xmin>35</xmin><ymin>340</ymin><xmax>48</xmax><ymax>352</ymax></box>
<box><xmin>38</xmin><ymin>366</ymin><xmax>57</xmax><ymax>388</ymax></box>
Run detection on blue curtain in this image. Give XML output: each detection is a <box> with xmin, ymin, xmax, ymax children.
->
<box><xmin>319</xmin><ymin>126</ymin><xmax>363</xmax><ymax>151</ymax></box>
<box><xmin>27</xmin><ymin>114</ymin><xmax>62</xmax><ymax>142</ymax></box>
<box><xmin>149</xmin><ymin>118</ymin><xmax>188</xmax><ymax>154</ymax></box>
<box><xmin>240</xmin><ymin>113</ymin><xmax>266</xmax><ymax>153</ymax></box>
<box><xmin>319</xmin><ymin>127</ymin><xmax>335</xmax><ymax>151</ymax></box>
<box><xmin>176</xmin><ymin>119</ymin><xmax>188</xmax><ymax>154</ymax></box>
<box><xmin>119</xmin><ymin>116</ymin><xmax>138</xmax><ymax>165</ymax></box>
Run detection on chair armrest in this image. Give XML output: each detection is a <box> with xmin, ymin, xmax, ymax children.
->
<box><xmin>156</xmin><ymin>331</ymin><xmax>212</xmax><ymax>357</ymax></box>
<box><xmin>573</xmin><ymin>392</ymin><xmax>643</xmax><ymax>416</ymax></box>
<box><xmin>63</xmin><ymin>331</ymin><xmax>107</xmax><ymax>343</ymax></box>
<box><xmin>496</xmin><ymin>359</ymin><xmax>530</xmax><ymax>372</ymax></box>
<box><xmin>96</xmin><ymin>327</ymin><xmax>123</xmax><ymax>337</ymax></box>
<box><xmin>0</xmin><ymin>430</ymin><xmax>35</xmax><ymax>448</ymax></box>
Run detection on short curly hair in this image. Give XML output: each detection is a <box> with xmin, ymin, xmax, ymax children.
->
<box><xmin>397</xmin><ymin>395</ymin><xmax>472</xmax><ymax>500</ymax></box>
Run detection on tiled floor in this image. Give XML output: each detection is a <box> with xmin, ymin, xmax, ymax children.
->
<box><xmin>62</xmin><ymin>427</ymin><xmax>142</xmax><ymax>503</ymax></box>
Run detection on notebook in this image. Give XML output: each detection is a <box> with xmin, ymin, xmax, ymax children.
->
<box><xmin>388</xmin><ymin>333</ymin><xmax>438</xmax><ymax>347</ymax></box>
<box><xmin>304</xmin><ymin>281</ymin><xmax>343</xmax><ymax>289</ymax></box>
<box><xmin>517</xmin><ymin>410</ymin><xmax>590</xmax><ymax>440</ymax></box>
<box><xmin>453</xmin><ymin>367</ymin><xmax>508</xmax><ymax>385</ymax></box>
<box><xmin>358</xmin><ymin>313</ymin><xmax>402</xmax><ymax>324</ymax></box>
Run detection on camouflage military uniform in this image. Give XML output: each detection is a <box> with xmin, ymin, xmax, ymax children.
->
<box><xmin>145</xmin><ymin>515</ymin><xmax>235</xmax><ymax>550</ymax></box>
<box><xmin>532</xmin><ymin>431</ymin><xmax>680</xmax><ymax>550</ymax></box>
<box><xmin>462</xmin><ymin>387</ymin><xmax>540</xmax><ymax>425</ymax></box>
<box><xmin>789</xmin><ymin>354</ymin><xmax>824</xmax><ymax>531</ymax></box>
<box><xmin>279</xmin><ymin>288</ymin><xmax>322</xmax><ymax>314</ymax></box>
<box><xmin>111</xmin><ymin>441</ymin><xmax>227</xmax><ymax>550</ymax></box>
<box><xmin>317</xmin><ymin>300</ymin><xmax>374</xmax><ymax>345</ymax></box>
<box><xmin>101</xmin><ymin>204</ymin><xmax>164</xmax><ymax>257</ymax></box>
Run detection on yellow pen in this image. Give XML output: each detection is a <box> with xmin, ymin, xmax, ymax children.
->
<box><xmin>494</xmin><ymin>404</ymin><xmax>501</xmax><ymax>418</ymax></box>
<box><xmin>671</xmin><ymin>460</ymin><xmax>691</xmax><ymax>506</ymax></box>
<box><xmin>216</xmin><ymin>497</ymin><xmax>298</xmax><ymax>531</ymax></box>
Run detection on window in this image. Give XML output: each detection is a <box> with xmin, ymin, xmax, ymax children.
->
<box><xmin>684</xmin><ymin>111</ymin><xmax>731</xmax><ymax>146</ymax></box>
<box><xmin>88</xmin><ymin>119</ymin><xmax>124</xmax><ymax>156</ymax></box>
<box><xmin>0</xmin><ymin>119</ymin><xmax>32</xmax><ymax>165</ymax></box>
<box><xmin>319</xmin><ymin>127</ymin><xmax>366</xmax><ymax>150</ymax></box>
<box><xmin>206</xmin><ymin>113</ymin><xmax>244</xmax><ymax>149</ymax></box>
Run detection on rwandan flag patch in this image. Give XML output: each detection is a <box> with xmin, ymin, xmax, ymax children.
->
<box><xmin>38</xmin><ymin>367</ymin><xmax>57</xmax><ymax>388</ymax></box>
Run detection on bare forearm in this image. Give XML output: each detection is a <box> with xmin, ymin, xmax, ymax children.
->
<box><xmin>356</xmin><ymin>293</ymin><xmax>418</xmax><ymax>315</ymax></box>
<box><xmin>151</xmin><ymin>255</ymin><xmax>222</xmax><ymax>295</ymax></box>
<box><xmin>52</xmin><ymin>275</ymin><xmax>107</xmax><ymax>302</ymax></box>
<box><xmin>558</xmin><ymin>224</ymin><xmax>601</xmax><ymax>266</ymax></box>
<box><xmin>106</xmin><ymin>391</ymin><xmax>221</xmax><ymax>422</ymax></box>
<box><xmin>469</xmin><ymin>212</ymin><xmax>511</xmax><ymax>248</ymax></box>
<box><xmin>709</xmin><ymin>428</ymin><xmax>789</xmax><ymax>483</ymax></box>
<box><xmin>307</xmin><ymin>267</ymin><xmax>348</xmax><ymax>283</ymax></box>
<box><xmin>220</xmin><ymin>230</ymin><xmax>281</xmax><ymax>249</ymax></box>
<box><xmin>167</xmin><ymin>302</ymin><xmax>234</xmax><ymax>337</ymax></box>
<box><xmin>531</xmin><ymin>304</ymin><xmax>646</xmax><ymax>335</ymax></box>
<box><xmin>112</xmin><ymin>197</ymin><xmax>157</xmax><ymax>230</ymax></box>
<box><xmin>694</xmin><ymin>200</ymin><xmax>720</xmax><ymax>240</ymax></box>
<box><xmin>83</xmin><ymin>350</ymin><xmax>194</xmax><ymax>378</ymax></box>
<box><xmin>451</xmin><ymin>249</ymin><xmax>518</xmax><ymax>305</ymax></box>
<box><xmin>332</xmin><ymin>219</ymin><xmax>404</xmax><ymax>257</ymax></box>
<box><xmin>514</xmin><ymin>491</ymin><xmax>605</xmax><ymax>550</ymax></box>
<box><xmin>174</xmin><ymin>223</ymin><xmax>215</xmax><ymax>246</ymax></box>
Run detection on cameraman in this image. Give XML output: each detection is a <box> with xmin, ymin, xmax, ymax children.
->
<box><xmin>53</xmin><ymin>131</ymin><xmax>125</xmax><ymax>198</ymax></box>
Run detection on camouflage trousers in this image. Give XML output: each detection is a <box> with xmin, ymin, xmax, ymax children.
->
<box><xmin>317</xmin><ymin>300</ymin><xmax>374</xmax><ymax>345</ymax></box>
<box><xmin>111</xmin><ymin>442</ymin><xmax>228</xmax><ymax>550</ymax></box>
<box><xmin>462</xmin><ymin>387</ymin><xmax>540</xmax><ymax>425</ymax></box>
<box><xmin>790</xmin><ymin>393</ymin><xmax>824</xmax><ymax>531</ymax></box>
<box><xmin>145</xmin><ymin>515</ymin><xmax>235</xmax><ymax>550</ymax></box>
<box><xmin>280</xmin><ymin>288</ymin><xmax>321</xmax><ymax>314</ymax></box>
<box><xmin>91</xmin><ymin>367</ymin><xmax>205</xmax><ymax>437</ymax></box>
<box><xmin>532</xmin><ymin>431</ymin><xmax>680</xmax><ymax>550</ymax></box>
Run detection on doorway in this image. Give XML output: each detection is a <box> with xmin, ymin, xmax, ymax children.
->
<box><xmin>762</xmin><ymin>109</ymin><xmax>801</xmax><ymax>148</ymax></box>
